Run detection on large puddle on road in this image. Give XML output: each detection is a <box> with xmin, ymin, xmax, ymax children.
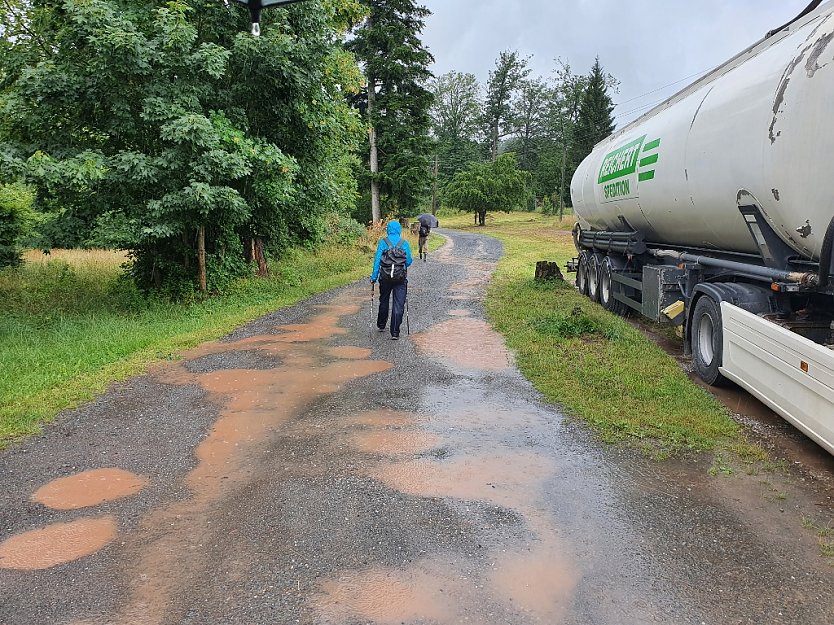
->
<box><xmin>0</xmin><ymin>517</ymin><xmax>117</xmax><ymax>570</ymax></box>
<box><xmin>314</xmin><ymin>349</ymin><xmax>578</xmax><ymax>625</ymax></box>
<box><xmin>412</xmin><ymin>318</ymin><xmax>513</xmax><ymax>371</ymax></box>
<box><xmin>32</xmin><ymin>468</ymin><xmax>149</xmax><ymax>510</ymax></box>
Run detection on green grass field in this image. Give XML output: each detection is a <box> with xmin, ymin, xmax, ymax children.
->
<box><xmin>440</xmin><ymin>210</ymin><xmax>763</xmax><ymax>460</ymax></box>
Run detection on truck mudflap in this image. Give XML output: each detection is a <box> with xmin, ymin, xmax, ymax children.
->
<box><xmin>720</xmin><ymin>302</ymin><xmax>834</xmax><ymax>456</ymax></box>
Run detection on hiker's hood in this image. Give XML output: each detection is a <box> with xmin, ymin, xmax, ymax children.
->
<box><xmin>386</xmin><ymin>221</ymin><xmax>402</xmax><ymax>237</ymax></box>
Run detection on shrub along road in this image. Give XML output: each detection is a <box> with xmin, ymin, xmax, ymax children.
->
<box><xmin>1</xmin><ymin>229</ymin><xmax>833</xmax><ymax>624</ymax></box>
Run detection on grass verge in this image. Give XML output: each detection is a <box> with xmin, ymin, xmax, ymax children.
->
<box><xmin>441</xmin><ymin>211</ymin><xmax>762</xmax><ymax>460</ymax></box>
<box><xmin>0</xmin><ymin>239</ymin><xmax>394</xmax><ymax>446</ymax></box>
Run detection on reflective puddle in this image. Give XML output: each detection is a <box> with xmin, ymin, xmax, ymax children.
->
<box><xmin>412</xmin><ymin>319</ymin><xmax>513</xmax><ymax>371</ymax></box>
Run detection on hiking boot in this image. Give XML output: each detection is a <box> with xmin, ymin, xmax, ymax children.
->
<box><xmin>391</xmin><ymin>335</ymin><xmax>399</xmax><ymax>340</ymax></box>
<box><xmin>377</xmin><ymin>326</ymin><xmax>386</xmax><ymax>332</ymax></box>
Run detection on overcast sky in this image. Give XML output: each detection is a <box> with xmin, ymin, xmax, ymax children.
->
<box><xmin>419</xmin><ymin>0</ymin><xmax>806</xmax><ymax>128</ymax></box>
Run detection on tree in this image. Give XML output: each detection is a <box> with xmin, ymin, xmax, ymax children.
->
<box><xmin>348</xmin><ymin>0</ymin><xmax>435</xmax><ymax>223</ymax></box>
<box><xmin>428</xmin><ymin>71</ymin><xmax>482</xmax><ymax>188</ymax></box>
<box><xmin>548</xmin><ymin>59</ymin><xmax>587</xmax><ymax>213</ymax></box>
<box><xmin>0</xmin><ymin>0</ymin><xmax>366</xmax><ymax>294</ymax></box>
<box><xmin>571</xmin><ymin>57</ymin><xmax>616</xmax><ymax>177</ymax></box>
<box><xmin>508</xmin><ymin>76</ymin><xmax>550</xmax><ymax>200</ymax></box>
<box><xmin>482</xmin><ymin>50</ymin><xmax>529</xmax><ymax>161</ymax></box>
<box><xmin>444</xmin><ymin>152</ymin><xmax>529</xmax><ymax>226</ymax></box>
<box><xmin>0</xmin><ymin>182</ymin><xmax>36</xmax><ymax>267</ymax></box>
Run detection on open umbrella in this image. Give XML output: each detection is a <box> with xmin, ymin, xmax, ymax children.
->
<box><xmin>227</xmin><ymin>0</ymin><xmax>309</xmax><ymax>36</ymax></box>
<box><xmin>416</xmin><ymin>213</ymin><xmax>439</xmax><ymax>229</ymax></box>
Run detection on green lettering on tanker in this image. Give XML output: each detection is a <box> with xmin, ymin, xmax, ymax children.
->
<box><xmin>597</xmin><ymin>135</ymin><xmax>646</xmax><ymax>183</ymax></box>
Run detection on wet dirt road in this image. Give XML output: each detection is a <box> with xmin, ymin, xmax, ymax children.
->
<box><xmin>2</xmin><ymin>230</ymin><xmax>834</xmax><ymax>625</ymax></box>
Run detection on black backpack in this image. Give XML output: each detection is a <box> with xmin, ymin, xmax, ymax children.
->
<box><xmin>379</xmin><ymin>237</ymin><xmax>407</xmax><ymax>283</ymax></box>
<box><xmin>419</xmin><ymin>224</ymin><xmax>430</xmax><ymax>237</ymax></box>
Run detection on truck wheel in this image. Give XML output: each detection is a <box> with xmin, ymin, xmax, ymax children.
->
<box><xmin>576</xmin><ymin>252</ymin><xmax>590</xmax><ymax>296</ymax></box>
<box><xmin>599</xmin><ymin>257</ymin><xmax>629</xmax><ymax>316</ymax></box>
<box><xmin>691</xmin><ymin>296</ymin><xmax>727</xmax><ymax>386</ymax></box>
<box><xmin>587</xmin><ymin>255</ymin><xmax>601</xmax><ymax>302</ymax></box>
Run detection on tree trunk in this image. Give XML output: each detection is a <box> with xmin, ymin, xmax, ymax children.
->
<box><xmin>368</xmin><ymin>76</ymin><xmax>381</xmax><ymax>224</ymax></box>
<box><xmin>559</xmin><ymin>142</ymin><xmax>567</xmax><ymax>220</ymax></box>
<box><xmin>431</xmin><ymin>153</ymin><xmax>439</xmax><ymax>215</ymax></box>
<box><xmin>254</xmin><ymin>237</ymin><xmax>268</xmax><ymax>277</ymax></box>
<box><xmin>197</xmin><ymin>224</ymin><xmax>207</xmax><ymax>293</ymax></box>
<box><xmin>535</xmin><ymin>261</ymin><xmax>564</xmax><ymax>282</ymax></box>
<box><xmin>478</xmin><ymin>210</ymin><xmax>486</xmax><ymax>226</ymax></box>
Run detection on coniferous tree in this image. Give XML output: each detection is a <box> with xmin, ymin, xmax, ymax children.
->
<box><xmin>348</xmin><ymin>0</ymin><xmax>435</xmax><ymax>222</ymax></box>
<box><xmin>571</xmin><ymin>57</ymin><xmax>616</xmax><ymax>171</ymax></box>
<box><xmin>482</xmin><ymin>50</ymin><xmax>529</xmax><ymax>161</ymax></box>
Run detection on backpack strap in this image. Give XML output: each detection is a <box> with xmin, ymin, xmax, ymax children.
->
<box><xmin>394</xmin><ymin>239</ymin><xmax>404</xmax><ymax>249</ymax></box>
<box><xmin>383</xmin><ymin>237</ymin><xmax>392</xmax><ymax>248</ymax></box>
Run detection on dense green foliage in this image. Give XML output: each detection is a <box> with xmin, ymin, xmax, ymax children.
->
<box><xmin>0</xmin><ymin>182</ymin><xmax>36</xmax><ymax>267</ymax></box>
<box><xmin>348</xmin><ymin>0</ymin><xmax>435</xmax><ymax>221</ymax></box>
<box><xmin>444</xmin><ymin>153</ymin><xmax>529</xmax><ymax>225</ymax></box>
<box><xmin>0</xmin><ymin>0</ymin><xmax>366</xmax><ymax>294</ymax></box>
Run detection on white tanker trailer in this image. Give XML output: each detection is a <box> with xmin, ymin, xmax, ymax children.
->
<box><xmin>568</xmin><ymin>0</ymin><xmax>834</xmax><ymax>455</ymax></box>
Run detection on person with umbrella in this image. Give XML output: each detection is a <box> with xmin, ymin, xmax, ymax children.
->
<box><xmin>415</xmin><ymin>213</ymin><xmax>438</xmax><ymax>261</ymax></box>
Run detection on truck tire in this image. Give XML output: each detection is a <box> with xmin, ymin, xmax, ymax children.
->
<box><xmin>576</xmin><ymin>252</ymin><xmax>590</xmax><ymax>296</ymax></box>
<box><xmin>587</xmin><ymin>255</ymin><xmax>601</xmax><ymax>302</ymax></box>
<box><xmin>691</xmin><ymin>295</ymin><xmax>727</xmax><ymax>386</ymax></box>
<box><xmin>599</xmin><ymin>257</ymin><xmax>629</xmax><ymax>316</ymax></box>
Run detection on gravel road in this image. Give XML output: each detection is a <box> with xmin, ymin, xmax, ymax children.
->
<box><xmin>1</xmin><ymin>228</ymin><xmax>833</xmax><ymax>625</ymax></box>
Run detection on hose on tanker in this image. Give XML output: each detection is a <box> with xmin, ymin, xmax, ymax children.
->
<box><xmin>818</xmin><ymin>215</ymin><xmax>834</xmax><ymax>288</ymax></box>
<box><xmin>766</xmin><ymin>0</ymin><xmax>823</xmax><ymax>37</ymax></box>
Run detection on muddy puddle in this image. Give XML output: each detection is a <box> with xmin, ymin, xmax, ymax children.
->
<box><xmin>0</xmin><ymin>517</ymin><xmax>117</xmax><ymax>570</ymax></box>
<box><xmin>32</xmin><ymin>468</ymin><xmax>149</xmax><ymax>510</ymax></box>
<box><xmin>412</xmin><ymin>318</ymin><xmax>513</xmax><ymax>372</ymax></box>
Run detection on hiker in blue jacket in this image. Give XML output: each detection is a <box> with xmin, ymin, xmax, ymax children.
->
<box><xmin>371</xmin><ymin>221</ymin><xmax>413</xmax><ymax>340</ymax></box>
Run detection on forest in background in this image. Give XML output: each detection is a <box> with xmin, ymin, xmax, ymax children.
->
<box><xmin>0</xmin><ymin>0</ymin><xmax>616</xmax><ymax>294</ymax></box>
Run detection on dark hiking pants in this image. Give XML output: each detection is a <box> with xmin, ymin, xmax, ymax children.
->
<box><xmin>377</xmin><ymin>279</ymin><xmax>407</xmax><ymax>337</ymax></box>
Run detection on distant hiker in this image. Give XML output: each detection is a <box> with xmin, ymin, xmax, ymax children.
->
<box><xmin>415</xmin><ymin>213</ymin><xmax>438</xmax><ymax>261</ymax></box>
<box><xmin>418</xmin><ymin>223</ymin><xmax>430</xmax><ymax>261</ymax></box>
<box><xmin>371</xmin><ymin>221</ymin><xmax>413</xmax><ymax>340</ymax></box>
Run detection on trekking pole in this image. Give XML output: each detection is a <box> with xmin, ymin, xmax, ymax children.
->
<box><xmin>369</xmin><ymin>282</ymin><xmax>374</xmax><ymax>340</ymax></box>
<box><xmin>405</xmin><ymin>294</ymin><xmax>410</xmax><ymax>335</ymax></box>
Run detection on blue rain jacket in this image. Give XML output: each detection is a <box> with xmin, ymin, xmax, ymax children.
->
<box><xmin>371</xmin><ymin>221</ymin><xmax>413</xmax><ymax>282</ymax></box>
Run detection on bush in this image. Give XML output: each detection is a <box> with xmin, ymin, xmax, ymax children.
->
<box><xmin>0</xmin><ymin>182</ymin><xmax>37</xmax><ymax>267</ymax></box>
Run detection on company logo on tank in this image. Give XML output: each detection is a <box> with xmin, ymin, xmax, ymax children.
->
<box><xmin>596</xmin><ymin>135</ymin><xmax>661</xmax><ymax>203</ymax></box>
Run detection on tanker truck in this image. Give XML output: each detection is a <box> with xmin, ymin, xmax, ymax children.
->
<box><xmin>568</xmin><ymin>0</ymin><xmax>834</xmax><ymax>455</ymax></box>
